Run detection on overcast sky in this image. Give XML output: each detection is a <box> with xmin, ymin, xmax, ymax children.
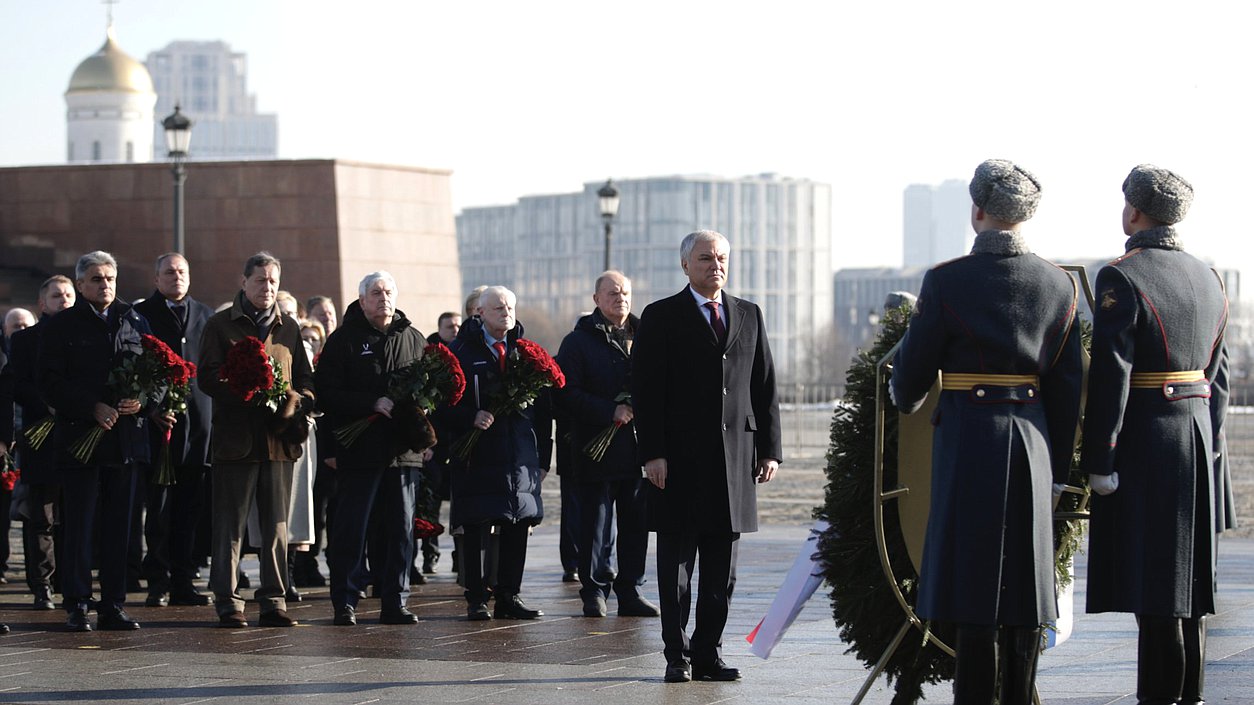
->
<box><xmin>2</xmin><ymin>1</ymin><xmax>1250</xmax><ymax>297</ymax></box>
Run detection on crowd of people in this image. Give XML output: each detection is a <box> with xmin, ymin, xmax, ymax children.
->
<box><xmin>0</xmin><ymin>230</ymin><xmax>785</xmax><ymax>684</ymax></box>
<box><xmin>0</xmin><ymin>165</ymin><xmax>1233</xmax><ymax>698</ymax></box>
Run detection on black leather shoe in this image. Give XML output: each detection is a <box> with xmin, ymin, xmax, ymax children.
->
<box><xmin>582</xmin><ymin>594</ymin><xmax>607</xmax><ymax>617</ymax></box>
<box><xmin>333</xmin><ymin>606</ymin><xmax>357</xmax><ymax>626</ymax></box>
<box><xmin>422</xmin><ymin>557</ymin><xmax>437</xmax><ymax>574</ymax></box>
<box><xmin>0</xmin><ymin>624</ymin><xmax>9</xmax><ymax>634</ymax></box>
<box><xmin>170</xmin><ymin>588</ymin><xmax>212</xmax><ymax>606</ymax></box>
<box><xmin>286</xmin><ymin>586</ymin><xmax>303</xmax><ymax>603</ymax></box>
<box><xmin>495</xmin><ymin>594</ymin><xmax>542</xmax><ymax>620</ymax></box>
<box><xmin>467</xmin><ymin>602</ymin><xmax>492</xmax><ymax>621</ymax></box>
<box><xmin>617</xmin><ymin>595</ymin><xmax>660</xmax><ymax>617</ymax></box>
<box><xmin>258</xmin><ymin>609</ymin><xmax>297</xmax><ymax>627</ymax></box>
<box><xmin>145</xmin><ymin>592</ymin><xmax>169</xmax><ymax>607</ymax></box>
<box><xmin>664</xmin><ymin>660</ymin><xmax>692</xmax><ymax>683</ymax></box>
<box><xmin>218</xmin><ymin>611</ymin><xmax>248</xmax><ymax>628</ymax></box>
<box><xmin>33</xmin><ymin>588</ymin><xmax>55</xmax><ymax>611</ymax></box>
<box><xmin>561</xmin><ymin>569</ymin><xmax>579</xmax><ymax>583</ymax></box>
<box><xmin>692</xmin><ymin>660</ymin><xmax>741</xmax><ymax>682</ymax></box>
<box><xmin>409</xmin><ymin>568</ymin><xmax>427</xmax><ymax>586</ymax></box>
<box><xmin>380</xmin><ymin>606</ymin><xmax>419</xmax><ymax>625</ymax></box>
<box><xmin>98</xmin><ymin>609</ymin><xmax>141</xmax><ymax>631</ymax></box>
<box><xmin>66</xmin><ymin>609</ymin><xmax>92</xmax><ymax>632</ymax></box>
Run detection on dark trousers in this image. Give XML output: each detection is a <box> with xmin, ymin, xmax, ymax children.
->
<box><xmin>559</xmin><ymin>475</ymin><xmax>579</xmax><ymax>573</ymax></box>
<box><xmin>0</xmin><ymin>486</ymin><xmax>11</xmax><ymax>574</ymax></box>
<box><xmin>415</xmin><ymin>464</ymin><xmax>445</xmax><ymax>568</ymax></box>
<box><xmin>329</xmin><ymin>465</ymin><xmax>416</xmax><ymax>612</ymax></box>
<box><xmin>20</xmin><ymin>481</ymin><xmax>61</xmax><ymax>594</ymax></box>
<box><xmin>140</xmin><ymin>463</ymin><xmax>208</xmax><ymax>593</ymax></box>
<box><xmin>310</xmin><ymin>458</ymin><xmax>338</xmax><ymax>562</ymax></box>
<box><xmin>60</xmin><ymin>463</ymin><xmax>137</xmax><ymax>612</ymax></box>
<box><xmin>1137</xmin><ymin>614</ymin><xmax>1207</xmax><ymax>705</ymax></box>
<box><xmin>462</xmin><ymin>521</ymin><xmax>528</xmax><ymax>603</ymax></box>
<box><xmin>655</xmin><ymin>530</ymin><xmax>738</xmax><ymax>664</ymax></box>
<box><xmin>575</xmin><ymin>477</ymin><xmax>647</xmax><ymax>600</ymax></box>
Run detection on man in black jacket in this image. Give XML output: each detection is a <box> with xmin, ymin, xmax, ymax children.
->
<box><xmin>316</xmin><ymin>272</ymin><xmax>427</xmax><ymax>626</ymax></box>
<box><xmin>39</xmin><ymin>251</ymin><xmax>165</xmax><ymax>632</ymax></box>
<box><xmin>556</xmin><ymin>271</ymin><xmax>658</xmax><ymax>619</ymax></box>
<box><xmin>0</xmin><ymin>276</ymin><xmax>76</xmax><ymax>612</ymax></box>
<box><xmin>133</xmin><ymin>253</ymin><xmax>214</xmax><ymax>608</ymax></box>
<box><xmin>632</xmin><ymin>231</ymin><xmax>782</xmax><ymax>683</ymax></box>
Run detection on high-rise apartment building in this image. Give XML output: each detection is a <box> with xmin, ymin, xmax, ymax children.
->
<box><xmin>456</xmin><ymin>174</ymin><xmax>832</xmax><ymax>381</ymax></box>
<box><xmin>902</xmin><ymin>179</ymin><xmax>970</xmax><ymax>267</ymax></box>
<box><xmin>145</xmin><ymin>41</ymin><xmax>277</xmax><ymax>159</ymax></box>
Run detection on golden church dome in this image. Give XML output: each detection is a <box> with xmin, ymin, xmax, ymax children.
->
<box><xmin>66</xmin><ymin>28</ymin><xmax>154</xmax><ymax>95</ymax></box>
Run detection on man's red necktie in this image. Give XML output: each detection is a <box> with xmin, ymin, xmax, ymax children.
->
<box><xmin>705</xmin><ymin>302</ymin><xmax>726</xmax><ymax>345</ymax></box>
<box><xmin>493</xmin><ymin>341</ymin><xmax>507</xmax><ymax>372</ymax></box>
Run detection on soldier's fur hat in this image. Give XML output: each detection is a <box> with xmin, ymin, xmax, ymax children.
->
<box><xmin>1123</xmin><ymin>164</ymin><xmax>1193</xmax><ymax>225</ymax></box>
<box><xmin>969</xmin><ymin>159</ymin><xmax>1041</xmax><ymax>223</ymax></box>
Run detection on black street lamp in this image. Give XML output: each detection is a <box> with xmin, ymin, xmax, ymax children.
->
<box><xmin>597</xmin><ymin>179</ymin><xmax>620</xmax><ymax>272</ymax></box>
<box><xmin>162</xmin><ymin>105</ymin><xmax>193</xmax><ymax>254</ymax></box>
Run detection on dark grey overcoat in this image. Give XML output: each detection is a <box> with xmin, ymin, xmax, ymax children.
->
<box><xmin>631</xmin><ymin>287</ymin><xmax>782</xmax><ymax>534</ymax></box>
<box><xmin>891</xmin><ymin>231</ymin><xmax>1083</xmax><ymax>626</ymax></box>
<box><xmin>1080</xmin><ymin>226</ymin><xmax>1229</xmax><ymax>618</ymax></box>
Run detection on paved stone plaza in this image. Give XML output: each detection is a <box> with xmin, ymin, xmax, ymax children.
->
<box><xmin>0</xmin><ymin>522</ymin><xmax>1250</xmax><ymax>704</ymax></box>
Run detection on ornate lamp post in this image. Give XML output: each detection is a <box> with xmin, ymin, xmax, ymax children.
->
<box><xmin>162</xmin><ymin>105</ymin><xmax>193</xmax><ymax>254</ymax></box>
<box><xmin>597</xmin><ymin>179</ymin><xmax>620</xmax><ymax>272</ymax></box>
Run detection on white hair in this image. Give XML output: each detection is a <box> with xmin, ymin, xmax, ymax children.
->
<box><xmin>478</xmin><ymin>285</ymin><xmax>516</xmax><ymax>309</ymax></box>
<box><xmin>679</xmin><ymin>230</ymin><xmax>729</xmax><ymax>263</ymax></box>
<box><xmin>75</xmin><ymin>250</ymin><xmax>118</xmax><ymax>280</ymax></box>
<box><xmin>358</xmin><ymin>271</ymin><xmax>398</xmax><ymax>298</ymax></box>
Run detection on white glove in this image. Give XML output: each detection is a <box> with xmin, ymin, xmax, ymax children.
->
<box><xmin>1088</xmin><ymin>472</ymin><xmax>1119</xmax><ymax>496</ymax></box>
<box><xmin>888</xmin><ymin>383</ymin><xmax>898</xmax><ymax>408</ymax></box>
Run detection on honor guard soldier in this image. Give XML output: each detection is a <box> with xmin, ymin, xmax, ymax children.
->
<box><xmin>891</xmin><ymin>160</ymin><xmax>1084</xmax><ymax>705</ymax></box>
<box><xmin>1081</xmin><ymin>165</ymin><xmax>1229</xmax><ymax>705</ymax></box>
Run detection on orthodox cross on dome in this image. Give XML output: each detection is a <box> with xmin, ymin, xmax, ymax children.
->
<box><xmin>103</xmin><ymin>0</ymin><xmax>119</xmax><ymax>29</ymax></box>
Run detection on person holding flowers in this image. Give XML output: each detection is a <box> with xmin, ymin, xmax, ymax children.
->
<box><xmin>133</xmin><ymin>253</ymin><xmax>214</xmax><ymax>609</ymax></box>
<box><xmin>316</xmin><ymin>271</ymin><xmax>439</xmax><ymax>627</ymax></box>
<box><xmin>38</xmin><ymin>251</ymin><xmax>161</xmax><ymax>632</ymax></box>
<box><xmin>0</xmin><ymin>275</ymin><xmax>75</xmax><ymax>613</ymax></box>
<box><xmin>197</xmin><ymin>252</ymin><xmax>314</xmax><ymax>629</ymax></box>
<box><xmin>443</xmin><ymin>286</ymin><xmax>557</xmax><ymax>621</ymax></box>
<box><xmin>555</xmin><ymin>271</ymin><xmax>658</xmax><ymax>619</ymax></box>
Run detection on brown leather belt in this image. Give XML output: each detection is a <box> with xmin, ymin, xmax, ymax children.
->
<box><xmin>1128</xmin><ymin>370</ymin><xmax>1205</xmax><ymax>388</ymax></box>
<box><xmin>940</xmin><ymin>373</ymin><xmax>1040</xmax><ymax>391</ymax></box>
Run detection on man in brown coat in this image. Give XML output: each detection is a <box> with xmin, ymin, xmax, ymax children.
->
<box><xmin>198</xmin><ymin>252</ymin><xmax>314</xmax><ymax>628</ymax></box>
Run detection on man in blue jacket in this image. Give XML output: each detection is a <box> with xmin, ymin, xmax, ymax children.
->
<box><xmin>556</xmin><ymin>271</ymin><xmax>659</xmax><ymax>619</ymax></box>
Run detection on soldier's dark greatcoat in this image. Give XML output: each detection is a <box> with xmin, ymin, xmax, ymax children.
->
<box><xmin>891</xmin><ymin>230</ymin><xmax>1083</xmax><ymax>626</ymax></box>
<box><xmin>1081</xmin><ymin>226</ymin><xmax>1228</xmax><ymax>618</ymax></box>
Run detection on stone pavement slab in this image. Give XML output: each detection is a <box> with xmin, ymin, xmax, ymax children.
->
<box><xmin>0</xmin><ymin>525</ymin><xmax>1251</xmax><ymax>704</ymax></box>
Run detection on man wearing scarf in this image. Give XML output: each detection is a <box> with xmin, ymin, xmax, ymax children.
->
<box><xmin>891</xmin><ymin>160</ymin><xmax>1084</xmax><ymax>704</ymax></box>
<box><xmin>1082</xmin><ymin>165</ymin><xmax>1230</xmax><ymax>705</ymax></box>
<box><xmin>198</xmin><ymin>252</ymin><xmax>314</xmax><ymax>629</ymax></box>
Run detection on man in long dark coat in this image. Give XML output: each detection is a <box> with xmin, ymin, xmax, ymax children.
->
<box><xmin>632</xmin><ymin>230</ymin><xmax>782</xmax><ymax>684</ymax></box>
<box><xmin>891</xmin><ymin>160</ymin><xmax>1083</xmax><ymax>705</ymax></box>
<box><xmin>133</xmin><ymin>253</ymin><xmax>214</xmax><ymax>607</ymax></box>
<box><xmin>1081</xmin><ymin>165</ymin><xmax>1229</xmax><ymax>705</ymax></box>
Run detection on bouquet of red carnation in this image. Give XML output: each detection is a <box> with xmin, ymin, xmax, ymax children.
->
<box><xmin>0</xmin><ymin>453</ymin><xmax>18</xmax><ymax>492</ymax></box>
<box><xmin>335</xmin><ymin>342</ymin><xmax>467</xmax><ymax>449</ymax></box>
<box><xmin>151</xmin><ymin>337</ymin><xmax>198</xmax><ymax>486</ymax></box>
<box><xmin>69</xmin><ymin>334</ymin><xmax>183</xmax><ymax>465</ymax></box>
<box><xmin>219</xmin><ymin>336</ymin><xmax>289</xmax><ymax>413</ymax></box>
<box><xmin>583</xmin><ymin>391</ymin><xmax>633</xmax><ymax>462</ymax></box>
<box><xmin>451</xmin><ymin>338</ymin><xmax>565</xmax><ymax>461</ymax></box>
<box><xmin>413</xmin><ymin>516</ymin><xmax>445</xmax><ymax>541</ymax></box>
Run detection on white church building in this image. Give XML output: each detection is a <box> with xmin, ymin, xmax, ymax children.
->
<box><xmin>65</xmin><ymin>26</ymin><xmax>157</xmax><ymax>164</ymax></box>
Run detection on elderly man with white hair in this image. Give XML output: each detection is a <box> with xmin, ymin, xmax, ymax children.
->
<box><xmin>443</xmin><ymin>285</ymin><xmax>553</xmax><ymax>621</ymax></box>
<box><xmin>315</xmin><ymin>271</ymin><xmax>430</xmax><ymax>626</ymax></box>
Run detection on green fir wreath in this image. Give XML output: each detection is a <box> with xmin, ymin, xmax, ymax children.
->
<box><xmin>813</xmin><ymin>303</ymin><xmax>1089</xmax><ymax>705</ymax></box>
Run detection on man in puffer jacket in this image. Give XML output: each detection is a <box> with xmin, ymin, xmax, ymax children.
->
<box><xmin>443</xmin><ymin>286</ymin><xmax>553</xmax><ymax>621</ymax></box>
